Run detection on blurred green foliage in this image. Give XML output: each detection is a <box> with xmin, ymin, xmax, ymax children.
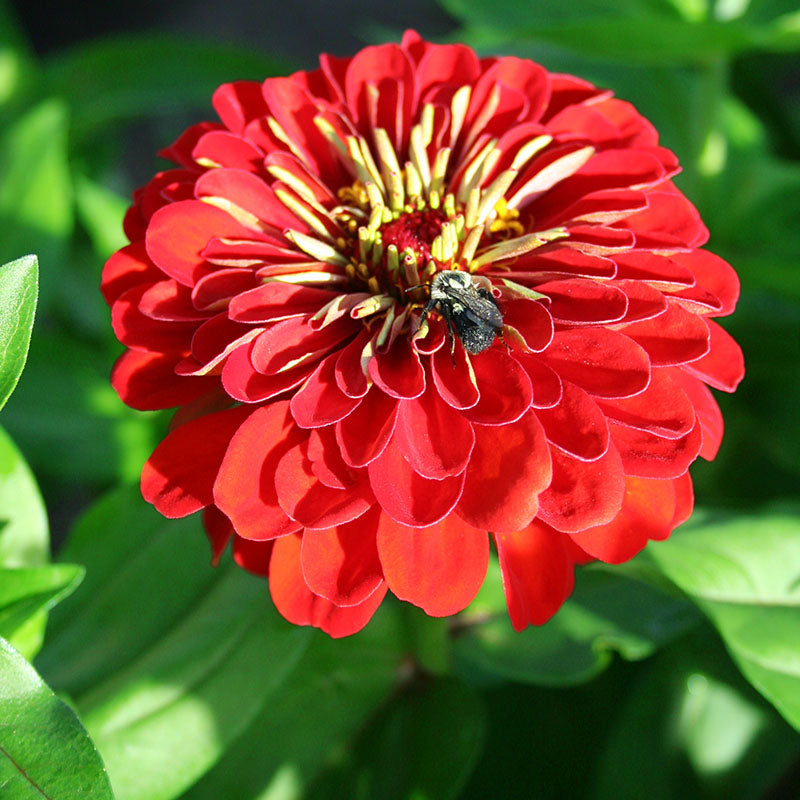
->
<box><xmin>0</xmin><ymin>0</ymin><xmax>799</xmax><ymax>797</ymax></box>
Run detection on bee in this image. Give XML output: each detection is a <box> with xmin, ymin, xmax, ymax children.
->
<box><xmin>412</xmin><ymin>270</ymin><xmax>503</xmax><ymax>356</ymax></box>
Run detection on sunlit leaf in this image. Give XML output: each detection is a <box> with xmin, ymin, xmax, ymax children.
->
<box><xmin>0</xmin><ymin>637</ymin><xmax>113</xmax><ymax>800</ymax></box>
<box><xmin>37</xmin><ymin>486</ymin><xmax>312</xmax><ymax>800</ymax></box>
<box><xmin>0</xmin><ymin>255</ymin><xmax>37</xmax><ymax>412</ymax></box>
<box><xmin>0</xmin><ymin>563</ymin><xmax>83</xmax><ymax>660</ymax></box>
<box><xmin>184</xmin><ymin>606</ymin><xmax>406</xmax><ymax>800</ymax></box>
<box><xmin>0</xmin><ymin>100</ymin><xmax>72</xmax><ymax>307</ymax></box>
<box><xmin>643</xmin><ymin>510</ymin><xmax>800</xmax><ymax>730</ymax></box>
<box><xmin>0</xmin><ymin>424</ymin><xmax>47</xmax><ymax>568</ymax></box>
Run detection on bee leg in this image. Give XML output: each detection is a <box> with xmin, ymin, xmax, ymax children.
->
<box><xmin>439</xmin><ymin>304</ymin><xmax>458</xmax><ymax>366</ymax></box>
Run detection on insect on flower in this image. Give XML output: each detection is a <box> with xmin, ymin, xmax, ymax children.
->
<box><xmin>412</xmin><ymin>270</ymin><xmax>504</xmax><ymax>356</ymax></box>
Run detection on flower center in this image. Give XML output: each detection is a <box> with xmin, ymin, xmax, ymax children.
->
<box><xmin>380</xmin><ymin>210</ymin><xmax>445</xmax><ymax>266</ymax></box>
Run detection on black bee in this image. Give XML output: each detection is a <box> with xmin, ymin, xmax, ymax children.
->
<box><xmin>414</xmin><ymin>270</ymin><xmax>503</xmax><ymax>355</ymax></box>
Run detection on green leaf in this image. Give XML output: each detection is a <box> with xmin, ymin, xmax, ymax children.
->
<box><xmin>0</xmin><ymin>637</ymin><xmax>113</xmax><ymax>800</ymax></box>
<box><xmin>589</xmin><ymin>631</ymin><xmax>800</xmax><ymax>800</ymax></box>
<box><xmin>0</xmin><ymin>563</ymin><xmax>84</xmax><ymax>660</ymax></box>
<box><xmin>643</xmin><ymin>510</ymin><xmax>800</xmax><ymax>730</ymax></box>
<box><xmin>45</xmin><ymin>34</ymin><xmax>292</xmax><ymax>140</ymax></box>
<box><xmin>0</xmin><ymin>424</ymin><xmax>47</xmax><ymax>568</ymax></box>
<box><xmin>80</xmin><ymin>572</ymin><xmax>309</xmax><ymax>800</ymax></box>
<box><xmin>37</xmin><ymin>486</ymin><xmax>312</xmax><ymax>800</ymax></box>
<box><xmin>308</xmin><ymin>678</ymin><xmax>485</xmax><ymax>800</ymax></box>
<box><xmin>184</xmin><ymin>605</ymin><xmax>406</xmax><ymax>800</ymax></box>
<box><xmin>38</xmin><ymin>485</ymin><xmax>235</xmax><ymax>695</ymax></box>
<box><xmin>1</xmin><ymin>333</ymin><xmax>161</xmax><ymax>485</ymax></box>
<box><xmin>0</xmin><ymin>100</ymin><xmax>72</xmax><ymax>307</ymax></box>
<box><xmin>0</xmin><ymin>256</ymin><xmax>37</xmax><ymax>412</ymax></box>
<box><xmin>454</xmin><ymin>559</ymin><xmax>700</xmax><ymax>686</ymax></box>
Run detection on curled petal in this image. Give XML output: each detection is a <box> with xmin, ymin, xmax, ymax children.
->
<box><xmin>457</xmin><ymin>411</ymin><xmax>551</xmax><ymax>533</ymax></box>
<box><xmin>301</xmin><ymin>507</ymin><xmax>384</xmax><ymax>607</ymax></box>
<box><xmin>495</xmin><ymin>521</ymin><xmax>575</xmax><ymax>630</ymax></box>
<box><xmin>394</xmin><ymin>382</ymin><xmax>475</xmax><ymax>479</ymax></box>
<box><xmin>570</xmin><ymin>476</ymin><xmax>681</xmax><ymax>563</ymax></box>
<box><xmin>142</xmin><ymin>405</ymin><xmax>252</xmax><ymax>518</ymax></box>
<box><xmin>540</xmin><ymin>328</ymin><xmax>651</xmax><ymax>399</ymax></box>
<box><xmin>376</xmin><ymin>514</ymin><xmax>488</xmax><ymax>616</ymax></box>
<box><xmin>460</xmin><ymin>350</ymin><xmax>533</xmax><ymax>425</ymax></box>
<box><xmin>290</xmin><ymin>355</ymin><xmax>362</xmax><ymax>428</ymax></box>
<box><xmin>336</xmin><ymin>388</ymin><xmax>398</xmax><ymax>468</ymax></box>
<box><xmin>609</xmin><ymin>420</ymin><xmax>703</xmax><ymax>479</ymax></box>
<box><xmin>683</xmin><ymin>319</ymin><xmax>744</xmax><ymax>392</ymax></box>
<box><xmin>368</xmin><ymin>436</ymin><xmax>464</xmax><ymax>527</ymax></box>
<box><xmin>368</xmin><ymin>335</ymin><xmax>426</xmax><ymax>399</ymax></box>
<box><xmin>214</xmin><ymin>402</ymin><xmax>305</xmax><ymax>539</ymax></box>
<box><xmin>270</xmin><ymin>533</ymin><xmax>386</xmax><ymax>637</ymax></box>
<box><xmin>537</xmin><ymin>446</ymin><xmax>625</xmax><ymax>533</ymax></box>
<box><xmin>275</xmin><ymin>442</ymin><xmax>373</xmax><ymax>530</ymax></box>
<box><xmin>536</xmin><ymin>380</ymin><xmax>610</xmax><ymax>461</ymax></box>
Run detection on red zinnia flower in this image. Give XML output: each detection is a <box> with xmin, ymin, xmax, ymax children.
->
<box><xmin>102</xmin><ymin>31</ymin><xmax>743</xmax><ymax>637</ymax></box>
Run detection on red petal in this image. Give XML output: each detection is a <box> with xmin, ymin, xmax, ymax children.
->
<box><xmin>334</xmin><ymin>328</ymin><xmax>372</xmax><ymax>398</ymax></box>
<box><xmin>570</xmin><ymin>476</ymin><xmax>678</xmax><ymax>563</ymax></box>
<box><xmin>500</xmin><ymin>297</ymin><xmax>554</xmax><ymax>351</ymax></box>
<box><xmin>112</xmin><ymin>350</ymin><xmax>217</xmax><ymax>411</ymax></box>
<box><xmin>431</xmin><ymin>338</ymin><xmax>479</xmax><ymax>409</ymax></box>
<box><xmin>145</xmin><ymin>200</ymin><xmax>255</xmax><ymax>286</ymax></box>
<box><xmin>673</xmin><ymin>371</ymin><xmax>723</xmax><ymax>460</ymax></box>
<box><xmin>394</xmin><ymin>381</ymin><xmax>475</xmax><ymax>479</ymax></box>
<box><xmin>540</xmin><ymin>328</ymin><xmax>651</xmax><ymax>398</ymax></box>
<box><xmin>203</xmin><ymin>506</ymin><xmax>235</xmax><ymax>566</ymax></box>
<box><xmin>671</xmin><ymin>249</ymin><xmax>739</xmax><ymax>317</ymax></box>
<box><xmin>212</xmin><ymin>81</ymin><xmax>268</xmax><ymax>134</ymax></box>
<box><xmin>536</xmin><ymin>279</ymin><xmax>628</xmax><ymax>325</ymax></box>
<box><xmin>221</xmin><ymin>340</ymin><xmax>314</xmax><ymax>403</ymax></box>
<box><xmin>456</xmin><ymin>411</ymin><xmax>551</xmax><ymax>533</ymax></box>
<box><xmin>536</xmin><ymin>380</ymin><xmax>610</xmax><ymax>461</ymax></box>
<box><xmin>609</xmin><ymin>420</ymin><xmax>703</xmax><ymax>479</ymax></box>
<box><xmin>275</xmin><ymin>441</ymin><xmax>373</xmax><ymax>530</ymax></box>
<box><xmin>269</xmin><ymin>533</ymin><xmax>386</xmax><ymax>637</ymax></box>
<box><xmin>213</xmin><ymin>402</ymin><xmax>304</xmax><ymax>540</ymax></box>
<box><xmin>335</xmin><ymin>388</ymin><xmax>398</xmax><ymax>468</ymax></box>
<box><xmin>515</xmin><ymin>354</ymin><xmax>562</xmax><ymax>409</ymax></box>
<box><xmin>290</xmin><ymin>355</ymin><xmax>362</xmax><ymax>428</ymax></box>
<box><xmin>139</xmin><ymin>279</ymin><xmax>209</xmax><ymax>321</ymax></box>
<box><xmin>301</xmin><ymin>507</ymin><xmax>384</xmax><ymax>607</ymax></box>
<box><xmin>345</xmin><ymin>44</ymin><xmax>414</xmax><ymax>150</ymax></box>
<box><xmin>195</xmin><ymin>168</ymin><xmax>306</xmax><ymax>232</ymax></box>
<box><xmin>368</xmin><ymin>335</ymin><xmax>426</xmax><ymax>399</ymax></box>
<box><xmin>192</xmin><ymin>130</ymin><xmax>264</xmax><ymax>171</ymax></box>
<box><xmin>368</xmin><ymin>435</ymin><xmax>464</xmax><ymax>527</ymax></box>
<box><xmin>596</xmin><ymin>368</ymin><xmax>696</xmax><ymax>440</ymax></box>
<box><xmin>376</xmin><ymin>513</ymin><xmax>489</xmax><ymax>616</ymax></box>
<box><xmin>101</xmin><ymin>241</ymin><xmax>161</xmax><ymax>305</ymax></box>
<box><xmin>683</xmin><ymin>320</ymin><xmax>744</xmax><ymax>392</ymax></box>
<box><xmin>307</xmin><ymin>426</ymin><xmax>361</xmax><ymax>489</ymax></box>
<box><xmin>461</xmin><ymin>350</ymin><xmax>533</xmax><ymax>425</ymax></box>
<box><xmin>229</xmin><ymin>282</ymin><xmax>338</xmax><ymax>323</ymax></box>
<box><xmin>142</xmin><ymin>405</ymin><xmax>251</xmax><ymax>518</ymax></box>
<box><xmin>495</xmin><ymin>521</ymin><xmax>575</xmax><ymax>630</ymax></box>
<box><xmin>618</xmin><ymin>302</ymin><xmax>710</xmax><ymax>366</ymax></box>
<box><xmin>111</xmin><ymin>284</ymin><xmax>197</xmax><ymax>352</ymax></box>
<box><xmin>232</xmin><ymin>535</ymin><xmax>274</xmax><ymax>578</ymax></box>
<box><xmin>617</xmin><ymin>190</ymin><xmax>708</xmax><ymax>250</ymax></box>
<box><xmin>250</xmin><ymin>315</ymin><xmax>355</xmax><ymax>375</ymax></box>
<box><xmin>537</xmin><ymin>445</ymin><xmax>625</xmax><ymax>533</ymax></box>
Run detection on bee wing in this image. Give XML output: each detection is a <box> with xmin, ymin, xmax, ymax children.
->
<box><xmin>452</xmin><ymin>287</ymin><xmax>503</xmax><ymax>329</ymax></box>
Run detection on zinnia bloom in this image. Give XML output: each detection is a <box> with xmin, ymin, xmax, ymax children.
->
<box><xmin>102</xmin><ymin>31</ymin><xmax>743</xmax><ymax>637</ymax></box>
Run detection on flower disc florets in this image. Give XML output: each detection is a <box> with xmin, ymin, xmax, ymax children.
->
<box><xmin>103</xmin><ymin>31</ymin><xmax>744</xmax><ymax>637</ymax></box>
